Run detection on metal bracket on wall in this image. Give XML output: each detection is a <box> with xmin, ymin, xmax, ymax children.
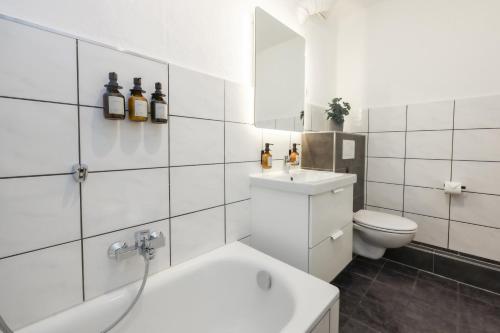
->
<box><xmin>72</xmin><ymin>163</ymin><xmax>88</xmax><ymax>183</ymax></box>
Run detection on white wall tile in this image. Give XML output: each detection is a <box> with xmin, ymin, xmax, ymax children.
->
<box><xmin>226</xmin><ymin>200</ymin><xmax>251</xmax><ymax>242</ymax></box>
<box><xmin>225</xmin><ymin>122</ymin><xmax>262</xmax><ymax>162</ymax></box>
<box><xmin>0</xmin><ymin>242</ymin><xmax>82</xmax><ymax>330</ymax></box>
<box><xmin>0</xmin><ymin>98</ymin><xmax>78</xmax><ymax>177</ymax></box>
<box><xmin>452</xmin><ymin>161</ymin><xmax>500</xmax><ymax>195</ymax></box>
<box><xmin>170</xmin><ymin>164</ymin><xmax>224</xmax><ymax>216</ymax></box>
<box><xmin>0</xmin><ymin>19</ymin><xmax>77</xmax><ymax>103</ymax></box>
<box><xmin>290</xmin><ymin>131</ymin><xmax>302</xmax><ymax>147</ymax></box>
<box><xmin>369</xmin><ymin>105</ymin><xmax>406</xmax><ymax>132</ymax></box>
<box><xmin>367</xmin><ymin>157</ymin><xmax>404</xmax><ymax>184</ymax></box>
<box><xmin>407</xmin><ymin>100</ymin><xmax>454</xmax><ymax>131</ymax></box>
<box><xmin>344</xmin><ymin>108</ymin><xmax>368</xmax><ymax>133</ymax></box>
<box><xmin>169</xmin><ymin>65</ymin><xmax>224</xmax><ymax>120</ymax></box>
<box><xmin>449</xmin><ymin>221</ymin><xmax>500</xmax><ymax>262</ymax></box>
<box><xmin>366</xmin><ymin>205</ymin><xmax>402</xmax><ymax>216</ymax></box>
<box><xmin>170</xmin><ymin>116</ymin><xmax>224</xmax><ymax>166</ymax></box>
<box><xmin>80</xmin><ymin>106</ymin><xmax>169</xmax><ymax>172</ymax></box>
<box><xmin>368</xmin><ymin>132</ymin><xmax>405</xmax><ymax>158</ymax></box>
<box><xmin>78</xmin><ymin>41</ymin><xmax>167</xmax><ymax>108</ymax></box>
<box><xmin>451</xmin><ymin>192</ymin><xmax>500</xmax><ymax>228</ymax></box>
<box><xmin>238</xmin><ymin>236</ymin><xmax>251</xmax><ymax>246</ymax></box>
<box><xmin>225</xmin><ymin>162</ymin><xmax>261</xmax><ymax>203</ymax></box>
<box><xmin>455</xmin><ymin>95</ymin><xmax>500</xmax><ymax>129</ymax></box>
<box><xmin>404</xmin><ymin>186</ymin><xmax>449</xmax><ymax>219</ymax></box>
<box><xmin>453</xmin><ymin>129</ymin><xmax>500</xmax><ymax>161</ymax></box>
<box><xmin>405</xmin><ymin>159</ymin><xmax>451</xmax><ymax>188</ymax></box>
<box><xmin>82</xmin><ymin>168</ymin><xmax>169</xmax><ymax>237</ymax></box>
<box><xmin>225</xmin><ymin>81</ymin><xmax>254</xmax><ymax>124</ymax></box>
<box><xmin>309</xmin><ymin>104</ymin><xmax>329</xmax><ymax>132</ymax></box>
<box><xmin>83</xmin><ymin>219</ymin><xmax>170</xmax><ymax>300</ymax></box>
<box><xmin>171</xmin><ymin>207</ymin><xmax>225</xmax><ymax>265</ymax></box>
<box><xmin>404</xmin><ymin>213</ymin><xmax>448</xmax><ymax>248</ymax></box>
<box><xmin>406</xmin><ymin>130</ymin><xmax>452</xmax><ymax>159</ymax></box>
<box><xmin>0</xmin><ymin>175</ymin><xmax>80</xmax><ymax>258</ymax></box>
<box><xmin>262</xmin><ymin>129</ymin><xmax>291</xmax><ymax>161</ymax></box>
<box><xmin>366</xmin><ymin>182</ymin><xmax>403</xmax><ymax>211</ymax></box>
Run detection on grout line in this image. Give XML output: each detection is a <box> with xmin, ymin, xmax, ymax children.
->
<box><xmin>0</xmin><ymin>239</ymin><xmax>81</xmax><ymax>261</ymax></box>
<box><xmin>0</xmin><ymin>172</ymin><xmax>73</xmax><ymax>180</ymax></box>
<box><xmin>170</xmin><ymin>204</ymin><xmax>226</xmax><ymax>219</ymax></box>
<box><xmin>167</xmin><ymin>64</ymin><xmax>172</xmax><ymax>267</ymax></box>
<box><xmin>75</xmin><ymin>39</ymin><xmax>86</xmax><ymax>301</ymax></box>
<box><xmin>402</xmin><ymin>105</ymin><xmax>408</xmax><ymax>214</ymax></box>
<box><xmin>169</xmin><ymin>114</ymin><xmax>224</xmax><ymax>123</ymax></box>
<box><xmin>83</xmin><ymin>217</ymin><xmax>170</xmax><ymax>240</ymax></box>
<box><xmin>223</xmin><ymin>81</ymin><xmax>227</xmax><ymax>244</ymax></box>
<box><xmin>365</xmin><ymin>108</ymin><xmax>370</xmax><ymax>207</ymax></box>
<box><xmin>448</xmin><ymin>100</ymin><xmax>456</xmax><ymax>249</ymax></box>
<box><xmin>88</xmin><ymin>166</ymin><xmax>169</xmax><ymax>173</ymax></box>
<box><xmin>226</xmin><ymin>198</ymin><xmax>251</xmax><ymax>205</ymax></box>
<box><xmin>0</xmin><ymin>95</ymin><xmax>78</xmax><ymax>106</ymax></box>
<box><xmin>170</xmin><ymin>162</ymin><xmax>224</xmax><ymax>168</ymax></box>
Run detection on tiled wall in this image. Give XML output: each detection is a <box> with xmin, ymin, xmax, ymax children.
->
<box><xmin>0</xmin><ymin>18</ymin><xmax>301</xmax><ymax>329</ymax></box>
<box><xmin>348</xmin><ymin>96</ymin><xmax>500</xmax><ymax>264</ymax></box>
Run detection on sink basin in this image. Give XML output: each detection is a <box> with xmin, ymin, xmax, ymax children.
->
<box><xmin>250</xmin><ymin>169</ymin><xmax>357</xmax><ymax>195</ymax></box>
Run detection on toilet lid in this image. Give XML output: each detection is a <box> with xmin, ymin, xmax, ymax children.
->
<box><xmin>353</xmin><ymin>210</ymin><xmax>418</xmax><ymax>232</ymax></box>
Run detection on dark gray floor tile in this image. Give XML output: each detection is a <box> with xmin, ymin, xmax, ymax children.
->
<box><xmin>339</xmin><ymin>314</ymin><xmax>350</xmax><ymax>329</ymax></box>
<box><xmin>332</xmin><ymin>271</ymin><xmax>373</xmax><ymax>296</ymax></box>
<box><xmin>459</xmin><ymin>283</ymin><xmax>500</xmax><ymax>308</ymax></box>
<box><xmin>384</xmin><ymin>246</ymin><xmax>433</xmax><ymax>271</ymax></box>
<box><xmin>341</xmin><ymin>318</ymin><xmax>380</xmax><ymax>333</ymax></box>
<box><xmin>413</xmin><ymin>279</ymin><xmax>459</xmax><ymax>312</ymax></box>
<box><xmin>351</xmin><ymin>298</ymin><xmax>401</xmax><ymax>332</ymax></box>
<box><xmin>365</xmin><ymin>281</ymin><xmax>411</xmax><ymax>308</ymax></box>
<box><xmin>339</xmin><ymin>287</ymin><xmax>363</xmax><ymax>315</ymax></box>
<box><xmin>390</xmin><ymin>296</ymin><xmax>457</xmax><ymax>333</ymax></box>
<box><xmin>383</xmin><ymin>260</ymin><xmax>418</xmax><ymax>277</ymax></box>
<box><xmin>376</xmin><ymin>266</ymin><xmax>417</xmax><ymax>291</ymax></box>
<box><xmin>354</xmin><ymin>255</ymin><xmax>386</xmax><ymax>268</ymax></box>
<box><xmin>417</xmin><ymin>270</ymin><xmax>458</xmax><ymax>291</ymax></box>
<box><xmin>458</xmin><ymin>295</ymin><xmax>500</xmax><ymax>333</ymax></box>
<box><xmin>347</xmin><ymin>258</ymin><xmax>382</xmax><ymax>279</ymax></box>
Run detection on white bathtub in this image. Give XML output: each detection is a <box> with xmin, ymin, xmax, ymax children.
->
<box><xmin>18</xmin><ymin>242</ymin><xmax>339</xmax><ymax>333</ymax></box>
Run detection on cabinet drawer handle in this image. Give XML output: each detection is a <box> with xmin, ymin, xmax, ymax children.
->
<box><xmin>331</xmin><ymin>188</ymin><xmax>345</xmax><ymax>194</ymax></box>
<box><xmin>330</xmin><ymin>230</ymin><xmax>344</xmax><ymax>240</ymax></box>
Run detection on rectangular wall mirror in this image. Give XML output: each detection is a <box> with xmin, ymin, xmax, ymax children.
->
<box><xmin>254</xmin><ymin>7</ymin><xmax>305</xmax><ymax>132</ymax></box>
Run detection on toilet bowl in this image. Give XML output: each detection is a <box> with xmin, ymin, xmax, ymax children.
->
<box><xmin>353</xmin><ymin>210</ymin><xmax>418</xmax><ymax>259</ymax></box>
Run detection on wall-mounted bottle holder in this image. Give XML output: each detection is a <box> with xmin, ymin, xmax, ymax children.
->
<box><xmin>72</xmin><ymin>164</ymin><xmax>88</xmax><ymax>183</ymax></box>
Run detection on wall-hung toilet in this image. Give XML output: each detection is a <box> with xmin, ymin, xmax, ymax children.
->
<box><xmin>353</xmin><ymin>210</ymin><xmax>418</xmax><ymax>259</ymax></box>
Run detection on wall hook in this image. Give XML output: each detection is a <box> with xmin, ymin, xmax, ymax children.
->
<box><xmin>72</xmin><ymin>163</ymin><xmax>88</xmax><ymax>183</ymax></box>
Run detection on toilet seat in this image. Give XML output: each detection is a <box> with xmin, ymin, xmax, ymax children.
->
<box><xmin>353</xmin><ymin>210</ymin><xmax>417</xmax><ymax>234</ymax></box>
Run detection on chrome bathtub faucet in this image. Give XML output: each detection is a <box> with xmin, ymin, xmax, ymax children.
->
<box><xmin>108</xmin><ymin>230</ymin><xmax>166</xmax><ymax>261</ymax></box>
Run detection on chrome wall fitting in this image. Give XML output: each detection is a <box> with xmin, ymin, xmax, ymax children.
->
<box><xmin>72</xmin><ymin>163</ymin><xmax>88</xmax><ymax>183</ymax></box>
<box><xmin>108</xmin><ymin>230</ymin><xmax>166</xmax><ymax>261</ymax></box>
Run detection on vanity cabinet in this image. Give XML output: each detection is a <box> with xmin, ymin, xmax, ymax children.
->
<box><xmin>251</xmin><ymin>181</ymin><xmax>354</xmax><ymax>283</ymax></box>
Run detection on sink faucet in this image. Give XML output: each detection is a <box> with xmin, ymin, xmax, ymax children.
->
<box><xmin>284</xmin><ymin>155</ymin><xmax>292</xmax><ymax>174</ymax></box>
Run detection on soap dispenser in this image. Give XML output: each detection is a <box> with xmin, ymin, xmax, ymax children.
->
<box><xmin>289</xmin><ymin>143</ymin><xmax>301</xmax><ymax>165</ymax></box>
<box><xmin>150</xmin><ymin>82</ymin><xmax>168</xmax><ymax>124</ymax></box>
<box><xmin>103</xmin><ymin>72</ymin><xmax>125</xmax><ymax>120</ymax></box>
<box><xmin>128</xmin><ymin>77</ymin><xmax>148</xmax><ymax>122</ymax></box>
<box><xmin>261</xmin><ymin>143</ymin><xmax>273</xmax><ymax>169</ymax></box>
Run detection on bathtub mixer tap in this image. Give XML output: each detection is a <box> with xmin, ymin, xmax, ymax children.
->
<box><xmin>108</xmin><ymin>230</ymin><xmax>166</xmax><ymax>261</ymax></box>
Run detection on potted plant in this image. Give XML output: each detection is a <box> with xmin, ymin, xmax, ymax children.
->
<box><xmin>325</xmin><ymin>97</ymin><xmax>351</xmax><ymax>131</ymax></box>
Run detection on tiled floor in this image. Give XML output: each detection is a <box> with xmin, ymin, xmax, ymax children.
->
<box><xmin>332</xmin><ymin>256</ymin><xmax>500</xmax><ymax>333</ymax></box>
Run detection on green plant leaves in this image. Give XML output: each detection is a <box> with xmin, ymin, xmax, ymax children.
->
<box><xmin>325</xmin><ymin>97</ymin><xmax>350</xmax><ymax>124</ymax></box>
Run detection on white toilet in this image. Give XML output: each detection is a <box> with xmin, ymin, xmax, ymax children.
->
<box><xmin>352</xmin><ymin>210</ymin><xmax>418</xmax><ymax>259</ymax></box>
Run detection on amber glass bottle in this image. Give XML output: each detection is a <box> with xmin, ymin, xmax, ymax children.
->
<box><xmin>289</xmin><ymin>143</ymin><xmax>300</xmax><ymax>165</ymax></box>
<box><xmin>150</xmin><ymin>82</ymin><xmax>168</xmax><ymax>124</ymax></box>
<box><xmin>261</xmin><ymin>143</ymin><xmax>273</xmax><ymax>169</ymax></box>
<box><xmin>128</xmin><ymin>77</ymin><xmax>148</xmax><ymax>122</ymax></box>
<box><xmin>103</xmin><ymin>72</ymin><xmax>125</xmax><ymax>120</ymax></box>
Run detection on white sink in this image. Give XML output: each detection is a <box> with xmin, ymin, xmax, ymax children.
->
<box><xmin>250</xmin><ymin>169</ymin><xmax>357</xmax><ymax>195</ymax></box>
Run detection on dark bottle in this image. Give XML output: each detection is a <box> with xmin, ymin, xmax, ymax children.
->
<box><xmin>103</xmin><ymin>72</ymin><xmax>125</xmax><ymax>120</ymax></box>
<box><xmin>150</xmin><ymin>82</ymin><xmax>168</xmax><ymax>124</ymax></box>
<box><xmin>128</xmin><ymin>77</ymin><xmax>148</xmax><ymax>122</ymax></box>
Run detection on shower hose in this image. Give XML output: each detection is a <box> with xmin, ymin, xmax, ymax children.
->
<box><xmin>0</xmin><ymin>254</ymin><xmax>150</xmax><ymax>333</ymax></box>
